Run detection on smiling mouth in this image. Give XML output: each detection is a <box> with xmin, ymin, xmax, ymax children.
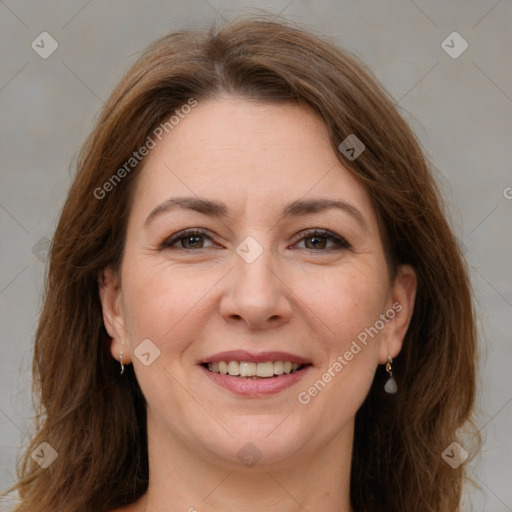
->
<box><xmin>202</xmin><ymin>360</ymin><xmax>309</xmax><ymax>379</ymax></box>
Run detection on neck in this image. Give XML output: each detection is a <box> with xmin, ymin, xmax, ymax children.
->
<box><xmin>133</xmin><ymin>416</ymin><xmax>355</xmax><ymax>512</ymax></box>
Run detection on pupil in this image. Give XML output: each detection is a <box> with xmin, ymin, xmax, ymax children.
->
<box><xmin>307</xmin><ymin>236</ymin><xmax>325</xmax><ymax>249</ymax></box>
<box><xmin>185</xmin><ymin>236</ymin><xmax>202</xmax><ymax>248</ymax></box>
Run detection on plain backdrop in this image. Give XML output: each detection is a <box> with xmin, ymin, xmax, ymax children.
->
<box><xmin>1</xmin><ymin>1</ymin><xmax>511</xmax><ymax>510</ymax></box>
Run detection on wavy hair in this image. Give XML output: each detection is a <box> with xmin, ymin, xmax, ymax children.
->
<box><xmin>7</xmin><ymin>16</ymin><xmax>480</xmax><ymax>512</ymax></box>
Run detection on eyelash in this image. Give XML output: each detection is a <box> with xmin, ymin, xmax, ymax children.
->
<box><xmin>160</xmin><ymin>228</ymin><xmax>351</xmax><ymax>252</ymax></box>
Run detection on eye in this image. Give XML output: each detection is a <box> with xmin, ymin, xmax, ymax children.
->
<box><xmin>160</xmin><ymin>228</ymin><xmax>351</xmax><ymax>252</ymax></box>
<box><xmin>160</xmin><ymin>228</ymin><xmax>218</xmax><ymax>250</ymax></box>
<box><xmin>293</xmin><ymin>229</ymin><xmax>351</xmax><ymax>251</ymax></box>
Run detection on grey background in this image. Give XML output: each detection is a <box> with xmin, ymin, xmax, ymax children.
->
<box><xmin>1</xmin><ymin>0</ymin><xmax>511</xmax><ymax>509</ymax></box>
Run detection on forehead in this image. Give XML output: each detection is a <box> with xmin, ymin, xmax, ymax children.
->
<box><xmin>130</xmin><ymin>97</ymin><xmax>376</xmax><ymax>226</ymax></box>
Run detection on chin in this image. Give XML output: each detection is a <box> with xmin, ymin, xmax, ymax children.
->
<box><xmin>193</xmin><ymin>415</ymin><xmax>313</xmax><ymax>469</ymax></box>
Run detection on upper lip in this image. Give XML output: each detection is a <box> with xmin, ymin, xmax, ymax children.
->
<box><xmin>200</xmin><ymin>350</ymin><xmax>312</xmax><ymax>365</ymax></box>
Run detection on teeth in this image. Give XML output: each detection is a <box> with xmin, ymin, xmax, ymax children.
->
<box><xmin>227</xmin><ymin>361</ymin><xmax>240</xmax><ymax>376</ymax></box>
<box><xmin>274</xmin><ymin>361</ymin><xmax>284</xmax><ymax>375</ymax></box>
<box><xmin>205</xmin><ymin>360</ymin><xmax>304</xmax><ymax>377</ymax></box>
<box><xmin>256</xmin><ymin>361</ymin><xmax>275</xmax><ymax>377</ymax></box>
<box><xmin>239</xmin><ymin>362</ymin><xmax>256</xmax><ymax>376</ymax></box>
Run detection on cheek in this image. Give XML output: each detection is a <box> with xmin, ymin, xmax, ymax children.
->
<box><xmin>292</xmin><ymin>263</ymin><xmax>386</xmax><ymax>406</ymax></box>
<box><xmin>292</xmin><ymin>262</ymin><xmax>388</xmax><ymax>342</ymax></box>
<box><xmin>120</xmin><ymin>259</ymin><xmax>201</xmax><ymax>348</ymax></box>
<box><xmin>120</xmin><ymin>257</ymin><xmax>232</xmax><ymax>379</ymax></box>
<box><xmin>120</xmin><ymin>261</ymin><xmax>209</xmax><ymax>408</ymax></box>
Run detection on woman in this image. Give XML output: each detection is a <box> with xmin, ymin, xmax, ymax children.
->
<box><xmin>9</xmin><ymin>16</ymin><xmax>479</xmax><ymax>512</ymax></box>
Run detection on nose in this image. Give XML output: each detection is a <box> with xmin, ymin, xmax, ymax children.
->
<box><xmin>219</xmin><ymin>244</ymin><xmax>293</xmax><ymax>331</ymax></box>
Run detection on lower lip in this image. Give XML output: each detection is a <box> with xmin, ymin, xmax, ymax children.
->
<box><xmin>200</xmin><ymin>364</ymin><xmax>313</xmax><ymax>397</ymax></box>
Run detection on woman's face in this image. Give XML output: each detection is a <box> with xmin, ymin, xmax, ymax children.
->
<box><xmin>100</xmin><ymin>97</ymin><xmax>416</xmax><ymax>469</ymax></box>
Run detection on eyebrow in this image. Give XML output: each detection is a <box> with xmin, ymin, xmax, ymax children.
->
<box><xmin>144</xmin><ymin>196</ymin><xmax>368</xmax><ymax>231</ymax></box>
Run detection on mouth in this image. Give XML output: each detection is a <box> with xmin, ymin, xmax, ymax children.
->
<box><xmin>201</xmin><ymin>360</ymin><xmax>308</xmax><ymax>378</ymax></box>
<box><xmin>199</xmin><ymin>351</ymin><xmax>313</xmax><ymax>397</ymax></box>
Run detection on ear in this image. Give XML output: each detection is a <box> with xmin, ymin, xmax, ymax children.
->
<box><xmin>98</xmin><ymin>267</ymin><xmax>132</xmax><ymax>364</ymax></box>
<box><xmin>378</xmin><ymin>264</ymin><xmax>417</xmax><ymax>364</ymax></box>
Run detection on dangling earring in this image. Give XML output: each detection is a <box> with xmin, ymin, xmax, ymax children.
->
<box><xmin>119</xmin><ymin>351</ymin><xmax>125</xmax><ymax>375</ymax></box>
<box><xmin>384</xmin><ymin>355</ymin><xmax>397</xmax><ymax>394</ymax></box>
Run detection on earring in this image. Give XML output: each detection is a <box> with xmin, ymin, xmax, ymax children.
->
<box><xmin>119</xmin><ymin>351</ymin><xmax>125</xmax><ymax>375</ymax></box>
<box><xmin>384</xmin><ymin>355</ymin><xmax>397</xmax><ymax>394</ymax></box>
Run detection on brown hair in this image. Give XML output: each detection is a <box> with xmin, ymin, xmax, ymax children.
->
<box><xmin>7</xmin><ymin>16</ymin><xmax>480</xmax><ymax>512</ymax></box>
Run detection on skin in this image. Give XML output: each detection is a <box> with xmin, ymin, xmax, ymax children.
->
<box><xmin>99</xmin><ymin>97</ymin><xmax>417</xmax><ymax>512</ymax></box>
